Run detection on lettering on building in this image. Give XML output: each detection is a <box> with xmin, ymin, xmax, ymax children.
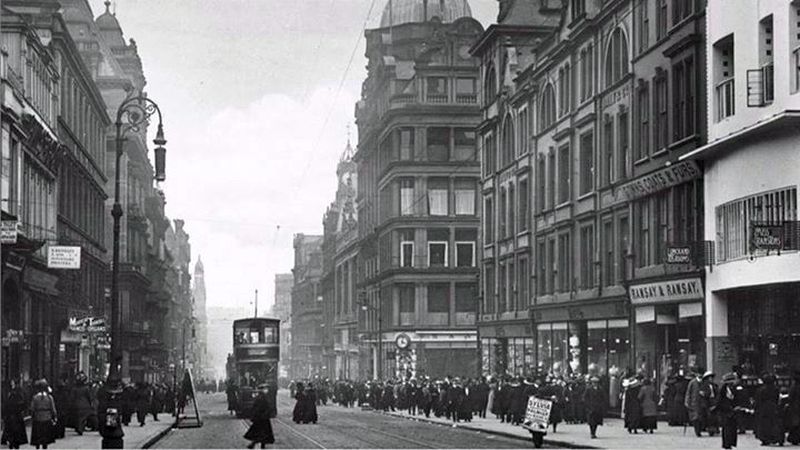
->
<box><xmin>629</xmin><ymin>277</ymin><xmax>704</xmax><ymax>305</ymax></box>
<box><xmin>616</xmin><ymin>160</ymin><xmax>701</xmax><ymax>202</ymax></box>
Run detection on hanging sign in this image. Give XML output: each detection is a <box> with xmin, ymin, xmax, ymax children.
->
<box><xmin>1</xmin><ymin>221</ymin><xmax>20</xmax><ymax>244</ymax></box>
<box><xmin>666</xmin><ymin>246</ymin><xmax>693</xmax><ymax>264</ymax></box>
<box><xmin>751</xmin><ymin>223</ymin><xmax>783</xmax><ymax>250</ymax></box>
<box><xmin>48</xmin><ymin>246</ymin><xmax>81</xmax><ymax>269</ymax></box>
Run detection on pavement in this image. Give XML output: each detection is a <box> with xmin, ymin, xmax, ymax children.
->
<box><xmin>18</xmin><ymin>416</ymin><xmax>173</xmax><ymax>449</ymax></box>
<box><xmin>381</xmin><ymin>408</ymin><xmax>774</xmax><ymax>449</ymax></box>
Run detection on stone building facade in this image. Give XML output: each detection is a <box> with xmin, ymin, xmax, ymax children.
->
<box><xmin>354</xmin><ymin>0</ymin><xmax>484</xmax><ymax>380</ymax></box>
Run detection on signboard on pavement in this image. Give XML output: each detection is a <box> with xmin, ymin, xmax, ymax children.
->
<box><xmin>47</xmin><ymin>246</ymin><xmax>81</xmax><ymax>269</ymax></box>
<box><xmin>522</xmin><ymin>397</ymin><xmax>552</xmax><ymax>433</ymax></box>
<box><xmin>1</xmin><ymin>221</ymin><xmax>19</xmax><ymax>244</ymax></box>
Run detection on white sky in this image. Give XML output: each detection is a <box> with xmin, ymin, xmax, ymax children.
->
<box><xmin>87</xmin><ymin>0</ymin><xmax>497</xmax><ymax>311</ymax></box>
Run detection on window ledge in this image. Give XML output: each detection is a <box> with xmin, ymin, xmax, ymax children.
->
<box><xmin>651</xmin><ymin>147</ymin><xmax>669</xmax><ymax>159</ymax></box>
<box><xmin>577</xmin><ymin>191</ymin><xmax>594</xmax><ymax>201</ymax></box>
<box><xmin>668</xmin><ymin>134</ymin><xmax>699</xmax><ymax>150</ymax></box>
<box><xmin>633</xmin><ymin>156</ymin><xmax>650</xmax><ymax>167</ymax></box>
<box><xmin>556</xmin><ymin>201</ymin><xmax>572</xmax><ymax>211</ymax></box>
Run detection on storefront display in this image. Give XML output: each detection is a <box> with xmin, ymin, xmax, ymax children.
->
<box><xmin>481</xmin><ymin>337</ymin><xmax>535</xmax><ymax>376</ymax></box>
<box><xmin>631</xmin><ymin>277</ymin><xmax>705</xmax><ymax>395</ymax></box>
<box><xmin>727</xmin><ymin>282</ymin><xmax>800</xmax><ymax>374</ymax></box>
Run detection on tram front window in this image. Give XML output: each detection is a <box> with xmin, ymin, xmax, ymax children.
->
<box><xmin>234</xmin><ymin>325</ymin><xmax>277</xmax><ymax>344</ymax></box>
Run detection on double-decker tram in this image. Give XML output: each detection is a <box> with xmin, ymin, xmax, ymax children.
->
<box><xmin>231</xmin><ymin>317</ymin><xmax>279</xmax><ymax>418</ymax></box>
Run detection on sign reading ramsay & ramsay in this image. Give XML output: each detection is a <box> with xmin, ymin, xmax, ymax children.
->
<box><xmin>47</xmin><ymin>246</ymin><xmax>81</xmax><ymax>269</ymax></box>
<box><xmin>629</xmin><ymin>277</ymin><xmax>703</xmax><ymax>305</ymax></box>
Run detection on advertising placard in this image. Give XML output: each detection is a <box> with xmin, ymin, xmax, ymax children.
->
<box><xmin>1</xmin><ymin>221</ymin><xmax>19</xmax><ymax>244</ymax></box>
<box><xmin>751</xmin><ymin>223</ymin><xmax>783</xmax><ymax>250</ymax></box>
<box><xmin>522</xmin><ymin>397</ymin><xmax>552</xmax><ymax>433</ymax></box>
<box><xmin>47</xmin><ymin>246</ymin><xmax>81</xmax><ymax>269</ymax></box>
<box><xmin>666</xmin><ymin>246</ymin><xmax>692</xmax><ymax>264</ymax></box>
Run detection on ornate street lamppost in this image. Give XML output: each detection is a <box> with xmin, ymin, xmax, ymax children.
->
<box><xmin>109</xmin><ymin>93</ymin><xmax>167</xmax><ymax>382</ymax></box>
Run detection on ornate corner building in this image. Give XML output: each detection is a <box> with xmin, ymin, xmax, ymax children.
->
<box><xmin>354</xmin><ymin>0</ymin><xmax>484</xmax><ymax>379</ymax></box>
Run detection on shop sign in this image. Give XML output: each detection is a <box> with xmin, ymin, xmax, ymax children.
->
<box><xmin>1</xmin><ymin>221</ymin><xmax>20</xmax><ymax>244</ymax></box>
<box><xmin>47</xmin><ymin>246</ymin><xmax>81</xmax><ymax>269</ymax></box>
<box><xmin>615</xmin><ymin>160</ymin><xmax>701</xmax><ymax>202</ymax></box>
<box><xmin>629</xmin><ymin>277</ymin><xmax>704</xmax><ymax>305</ymax></box>
<box><xmin>522</xmin><ymin>397</ymin><xmax>553</xmax><ymax>432</ymax></box>
<box><xmin>666</xmin><ymin>246</ymin><xmax>692</xmax><ymax>264</ymax></box>
<box><xmin>751</xmin><ymin>223</ymin><xmax>783</xmax><ymax>250</ymax></box>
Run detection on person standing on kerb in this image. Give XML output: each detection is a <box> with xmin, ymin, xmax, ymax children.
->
<box><xmin>97</xmin><ymin>377</ymin><xmax>125</xmax><ymax>449</ymax></box>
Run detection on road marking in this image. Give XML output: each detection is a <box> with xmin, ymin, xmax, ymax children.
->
<box><xmin>269</xmin><ymin>417</ymin><xmax>328</xmax><ymax>449</ymax></box>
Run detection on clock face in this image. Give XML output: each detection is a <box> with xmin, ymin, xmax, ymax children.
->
<box><xmin>396</xmin><ymin>334</ymin><xmax>409</xmax><ymax>349</ymax></box>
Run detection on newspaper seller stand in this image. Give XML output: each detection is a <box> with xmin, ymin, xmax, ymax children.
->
<box><xmin>522</xmin><ymin>396</ymin><xmax>552</xmax><ymax>448</ymax></box>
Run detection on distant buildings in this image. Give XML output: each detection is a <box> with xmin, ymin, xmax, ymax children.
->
<box><xmin>272</xmin><ymin>273</ymin><xmax>293</xmax><ymax>379</ymax></box>
<box><xmin>206</xmin><ymin>305</ymin><xmax>252</xmax><ymax>380</ymax></box>
<box><xmin>289</xmin><ymin>234</ymin><xmax>323</xmax><ymax>379</ymax></box>
<box><xmin>192</xmin><ymin>257</ymin><xmax>211</xmax><ymax>379</ymax></box>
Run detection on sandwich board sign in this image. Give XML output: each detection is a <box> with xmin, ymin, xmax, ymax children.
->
<box><xmin>48</xmin><ymin>246</ymin><xmax>81</xmax><ymax>269</ymax></box>
<box><xmin>522</xmin><ymin>397</ymin><xmax>552</xmax><ymax>434</ymax></box>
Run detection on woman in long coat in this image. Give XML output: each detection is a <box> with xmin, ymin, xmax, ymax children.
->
<box><xmin>638</xmin><ymin>378</ymin><xmax>658</xmax><ymax>433</ymax></box>
<box><xmin>72</xmin><ymin>374</ymin><xmax>95</xmax><ymax>434</ymax></box>
<box><xmin>755</xmin><ymin>374</ymin><xmax>784</xmax><ymax>445</ymax></box>
<box><xmin>30</xmin><ymin>379</ymin><xmax>57</xmax><ymax>449</ymax></box>
<box><xmin>622</xmin><ymin>377</ymin><xmax>642</xmax><ymax>433</ymax></box>
<box><xmin>1</xmin><ymin>380</ymin><xmax>28</xmax><ymax>449</ymax></box>
<box><xmin>292</xmin><ymin>383</ymin><xmax>305</xmax><ymax>423</ymax></box>
<box><xmin>244</xmin><ymin>385</ymin><xmax>275</xmax><ymax>449</ymax></box>
<box><xmin>226</xmin><ymin>382</ymin><xmax>239</xmax><ymax>415</ymax></box>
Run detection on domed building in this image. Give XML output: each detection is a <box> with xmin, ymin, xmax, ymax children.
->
<box><xmin>354</xmin><ymin>0</ymin><xmax>484</xmax><ymax>381</ymax></box>
<box><xmin>380</xmin><ymin>0</ymin><xmax>472</xmax><ymax>27</ymax></box>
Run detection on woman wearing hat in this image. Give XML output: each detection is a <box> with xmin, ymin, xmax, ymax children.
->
<box><xmin>638</xmin><ymin>378</ymin><xmax>658</xmax><ymax>433</ymax></box>
<box><xmin>755</xmin><ymin>373</ymin><xmax>785</xmax><ymax>446</ymax></box>
<box><xmin>30</xmin><ymin>379</ymin><xmax>57</xmax><ymax>449</ymax></box>
<box><xmin>244</xmin><ymin>384</ymin><xmax>275</xmax><ymax>448</ymax></box>
<box><xmin>1</xmin><ymin>379</ymin><xmax>28</xmax><ymax>449</ymax></box>
<box><xmin>716</xmin><ymin>372</ymin><xmax>740</xmax><ymax>449</ymax></box>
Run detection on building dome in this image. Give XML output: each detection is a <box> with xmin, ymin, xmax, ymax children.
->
<box><xmin>95</xmin><ymin>1</ymin><xmax>120</xmax><ymax>30</ymax></box>
<box><xmin>380</xmin><ymin>0</ymin><xmax>472</xmax><ymax>27</ymax></box>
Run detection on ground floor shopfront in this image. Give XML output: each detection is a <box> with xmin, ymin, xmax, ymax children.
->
<box><xmin>361</xmin><ymin>330</ymin><xmax>477</xmax><ymax>380</ymax></box>
<box><xmin>629</xmin><ymin>275</ymin><xmax>706</xmax><ymax>395</ymax></box>
<box><xmin>715</xmin><ymin>282</ymin><xmax>800</xmax><ymax>376</ymax></box>
<box><xmin>479</xmin><ymin>320</ymin><xmax>534</xmax><ymax>377</ymax></box>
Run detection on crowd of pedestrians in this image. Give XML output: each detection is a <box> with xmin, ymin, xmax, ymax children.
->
<box><xmin>1</xmin><ymin>372</ymin><xmax>177</xmax><ymax>449</ymax></box>
<box><xmin>285</xmin><ymin>366</ymin><xmax>800</xmax><ymax>448</ymax></box>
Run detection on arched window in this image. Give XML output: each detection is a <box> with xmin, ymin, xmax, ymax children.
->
<box><xmin>605</xmin><ymin>28</ymin><xmax>629</xmax><ymax>87</ymax></box>
<box><xmin>484</xmin><ymin>63</ymin><xmax>497</xmax><ymax>105</ymax></box>
<box><xmin>539</xmin><ymin>83</ymin><xmax>557</xmax><ymax>130</ymax></box>
<box><xmin>502</xmin><ymin>116</ymin><xmax>515</xmax><ymax>168</ymax></box>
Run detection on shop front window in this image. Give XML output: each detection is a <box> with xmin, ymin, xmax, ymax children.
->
<box><xmin>552</xmin><ymin>323</ymin><xmax>569</xmax><ymax>377</ymax></box>
<box><xmin>537</xmin><ymin>324</ymin><xmax>553</xmax><ymax>375</ymax></box>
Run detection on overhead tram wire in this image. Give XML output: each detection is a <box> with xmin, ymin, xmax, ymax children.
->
<box><xmin>295</xmin><ymin>0</ymin><xmax>379</xmax><ymax>187</ymax></box>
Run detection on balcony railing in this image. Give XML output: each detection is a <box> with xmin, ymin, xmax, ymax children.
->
<box><xmin>456</xmin><ymin>94</ymin><xmax>477</xmax><ymax>104</ymax></box>
<box><xmin>716</xmin><ymin>77</ymin><xmax>735</xmax><ymax>121</ymax></box>
<box><xmin>747</xmin><ymin>64</ymin><xmax>774</xmax><ymax>106</ymax></box>
<box><xmin>426</xmin><ymin>93</ymin><xmax>449</xmax><ymax>104</ymax></box>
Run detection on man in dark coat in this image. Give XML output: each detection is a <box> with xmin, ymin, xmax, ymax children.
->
<box><xmin>698</xmin><ymin>372</ymin><xmax>719</xmax><ymax>436</ymax></box>
<box><xmin>52</xmin><ymin>378</ymin><xmax>70</xmax><ymax>438</ymax></box>
<box><xmin>475</xmin><ymin>378</ymin><xmax>490</xmax><ymax>418</ymax></box>
<box><xmin>755</xmin><ymin>373</ymin><xmax>784</xmax><ymax>445</ymax></box>
<box><xmin>121</xmin><ymin>382</ymin><xmax>135</xmax><ymax>426</ymax></box>
<box><xmin>226</xmin><ymin>382</ymin><xmax>239</xmax><ymax>415</ymax></box>
<box><xmin>244</xmin><ymin>385</ymin><xmax>275</xmax><ymax>449</ymax></box>
<box><xmin>97</xmin><ymin>378</ymin><xmax>125</xmax><ymax>449</ymax></box>
<box><xmin>492</xmin><ymin>379</ymin><xmax>508</xmax><ymax>421</ymax></box>
<box><xmin>508</xmin><ymin>377</ymin><xmax>527</xmax><ymax>426</ymax></box>
<box><xmin>685</xmin><ymin>371</ymin><xmax>703</xmax><ymax>436</ymax></box>
<box><xmin>303</xmin><ymin>384</ymin><xmax>319</xmax><ymax>424</ymax></box>
<box><xmin>72</xmin><ymin>373</ymin><xmax>96</xmax><ymax>434</ymax></box>
<box><xmin>135</xmin><ymin>382</ymin><xmax>151</xmax><ymax>426</ymax></box>
<box><xmin>584</xmin><ymin>377</ymin><xmax>605</xmax><ymax>439</ymax></box>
